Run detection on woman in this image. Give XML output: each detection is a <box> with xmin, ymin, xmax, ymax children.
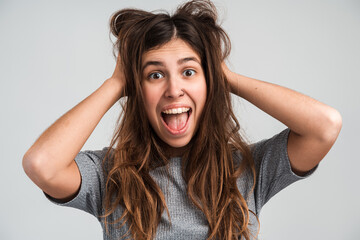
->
<box><xmin>22</xmin><ymin>0</ymin><xmax>342</xmax><ymax>239</ymax></box>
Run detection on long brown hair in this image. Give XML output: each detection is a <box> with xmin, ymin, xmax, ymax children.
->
<box><xmin>102</xmin><ymin>0</ymin><xmax>258</xmax><ymax>239</ymax></box>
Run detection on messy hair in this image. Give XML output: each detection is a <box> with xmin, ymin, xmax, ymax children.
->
<box><xmin>102</xmin><ymin>0</ymin><xmax>258</xmax><ymax>239</ymax></box>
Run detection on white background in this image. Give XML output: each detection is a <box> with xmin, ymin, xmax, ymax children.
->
<box><xmin>1</xmin><ymin>0</ymin><xmax>359</xmax><ymax>239</ymax></box>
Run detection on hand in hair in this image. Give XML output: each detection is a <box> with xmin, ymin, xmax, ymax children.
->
<box><xmin>221</xmin><ymin>61</ymin><xmax>342</xmax><ymax>176</ymax></box>
<box><xmin>108</xmin><ymin>54</ymin><xmax>126</xmax><ymax>99</ymax></box>
<box><xmin>221</xmin><ymin>62</ymin><xmax>238</xmax><ymax>95</ymax></box>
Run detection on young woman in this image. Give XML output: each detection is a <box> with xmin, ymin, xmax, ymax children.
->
<box><xmin>22</xmin><ymin>0</ymin><xmax>342</xmax><ymax>239</ymax></box>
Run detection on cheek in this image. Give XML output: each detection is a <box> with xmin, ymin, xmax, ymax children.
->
<box><xmin>190</xmin><ymin>80</ymin><xmax>207</xmax><ymax>107</ymax></box>
<box><xmin>142</xmin><ymin>86</ymin><xmax>161</xmax><ymax>115</ymax></box>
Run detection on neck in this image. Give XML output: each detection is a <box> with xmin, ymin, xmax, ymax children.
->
<box><xmin>158</xmin><ymin>141</ymin><xmax>190</xmax><ymax>158</ymax></box>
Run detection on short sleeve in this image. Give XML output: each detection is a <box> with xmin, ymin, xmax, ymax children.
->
<box><xmin>44</xmin><ymin>147</ymin><xmax>111</xmax><ymax>220</ymax></box>
<box><xmin>251</xmin><ymin>128</ymin><xmax>318</xmax><ymax>214</ymax></box>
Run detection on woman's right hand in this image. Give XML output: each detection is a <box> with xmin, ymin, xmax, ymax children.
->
<box><xmin>107</xmin><ymin>54</ymin><xmax>126</xmax><ymax>99</ymax></box>
<box><xmin>22</xmin><ymin>55</ymin><xmax>126</xmax><ymax>202</ymax></box>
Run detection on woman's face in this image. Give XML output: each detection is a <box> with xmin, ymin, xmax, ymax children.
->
<box><xmin>141</xmin><ymin>38</ymin><xmax>207</xmax><ymax>151</ymax></box>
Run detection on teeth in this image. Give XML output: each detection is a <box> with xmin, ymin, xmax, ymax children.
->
<box><xmin>162</xmin><ymin>107</ymin><xmax>190</xmax><ymax>114</ymax></box>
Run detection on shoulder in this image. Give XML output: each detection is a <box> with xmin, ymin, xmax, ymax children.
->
<box><xmin>78</xmin><ymin>147</ymin><xmax>114</xmax><ymax>162</ymax></box>
<box><xmin>249</xmin><ymin>128</ymin><xmax>291</xmax><ymax>167</ymax></box>
<box><xmin>232</xmin><ymin>128</ymin><xmax>291</xmax><ymax>166</ymax></box>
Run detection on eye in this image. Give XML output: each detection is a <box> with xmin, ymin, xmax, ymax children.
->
<box><xmin>183</xmin><ymin>69</ymin><xmax>196</xmax><ymax>77</ymax></box>
<box><xmin>148</xmin><ymin>72</ymin><xmax>164</xmax><ymax>80</ymax></box>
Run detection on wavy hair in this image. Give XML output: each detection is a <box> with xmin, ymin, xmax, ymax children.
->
<box><xmin>102</xmin><ymin>0</ymin><xmax>258</xmax><ymax>239</ymax></box>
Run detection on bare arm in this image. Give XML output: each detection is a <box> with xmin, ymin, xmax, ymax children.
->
<box><xmin>223</xmin><ymin>64</ymin><xmax>342</xmax><ymax>175</ymax></box>
<box><xmin>22</xmin><ymin>59</ymin><xmax>124</xmax><ymax>201</ymax></box>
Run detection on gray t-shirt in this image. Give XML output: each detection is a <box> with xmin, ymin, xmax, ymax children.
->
<box><xmin>45</xmin><ymin>128</ymin><xmax>317</xmax><ymax>239</ymax></box>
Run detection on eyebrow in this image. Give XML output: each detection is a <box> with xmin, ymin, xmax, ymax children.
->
<box><xmin>177</xmin><ymin>57</ymin><xmax>200</xmax><ymax>65</ymax></box>
<box><xmin>142</xmin><ymin>57</ymin><xmax>201</xmax><ymax>71</ymax></box>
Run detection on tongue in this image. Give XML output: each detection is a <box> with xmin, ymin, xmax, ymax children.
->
<box><xmin>163</xmin><ymin>112</ymin><xmax>188</xmax><ymax>131</ymax></box>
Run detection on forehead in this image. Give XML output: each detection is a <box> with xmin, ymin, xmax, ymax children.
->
<box><xmin>142</xmin><ymin>38</ymin><xmax>201</xmax><ymax>64</ymax></box>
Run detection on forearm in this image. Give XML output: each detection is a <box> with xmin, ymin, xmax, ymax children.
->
<box><xmin>226</xmin><ymin>71</ymin><xmax>341</xmax><ymax>140</ymax></box>
<box><xmin>23</xmin><ymin>78</ymin><xmax>123</xmax><ymax>181</ymax></box>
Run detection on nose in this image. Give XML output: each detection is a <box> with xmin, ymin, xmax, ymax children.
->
<box><xmin>164</xmin><ymin>76</ymin><xmax>184</xmax><ymax>98</ymax></box>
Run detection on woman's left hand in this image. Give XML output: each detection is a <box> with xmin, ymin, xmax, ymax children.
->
<box><xmin>222</xmin><ymin>62</ymin><xmax>342</xmax><ymax>176</ymax></box>
<box><xmin>222</xmin><ymin>62</ymin><xmax>237</xmax><ymax>94</ymax></box>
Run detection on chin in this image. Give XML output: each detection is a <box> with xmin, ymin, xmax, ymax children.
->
<box><xmin>164</xmin><ymin>137</ymin><xmax>191</xmax><ymax>148</ymax></box>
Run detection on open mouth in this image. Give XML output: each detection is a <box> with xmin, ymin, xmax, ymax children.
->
<box><xmin>161</xmin><ymin>107</ymin><xmax>192</xmax><ymax>132</ymax></box>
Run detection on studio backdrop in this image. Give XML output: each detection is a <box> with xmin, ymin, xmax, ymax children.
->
<box><xmin>0</xmin><ymin>0</ymin><xmax>359</xmax><ymax>239</ymax></box>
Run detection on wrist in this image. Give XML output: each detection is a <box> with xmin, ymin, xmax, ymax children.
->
<box><xmin>224</xmin><ymin>70</ymin><xmax>238</xmax><ymax>94</ymax></box>
<box><xmin>226</xmin><ymin>71</ymin><xmax>248</xmax><ymax>97</ymax></box>
<box><xmin>104</xmin><ymin>77</ymin><xmax>125</xmax><ymax>99</ymax></box>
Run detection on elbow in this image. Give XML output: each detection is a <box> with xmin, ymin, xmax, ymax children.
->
<box><xmin>22</xmin><ymin>153</ymin><xmax>54</xmax><ymax>186</ymax></box>
<box><xmin>22</xmin><ymin>154</ymin><xmax>38</xmax><ymax>185</ymax></box>
<box><xmin>320</xmin><ymin>108</ymin><xmax>342</xmax><ymax>144</ymax></box>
